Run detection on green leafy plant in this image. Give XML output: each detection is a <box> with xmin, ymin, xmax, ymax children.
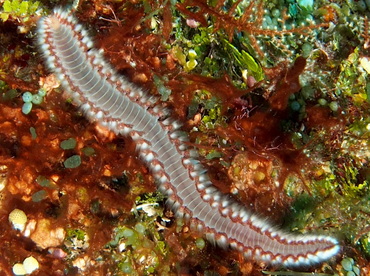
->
<box><xmin>1</xmin><ymin>0</ymin><xmax>41</xmax><ymax>22</ymax></box>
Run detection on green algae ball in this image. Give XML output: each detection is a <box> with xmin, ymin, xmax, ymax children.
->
<box><xmin>329</xmin><ymin>101</ymin><xmax>339</xmax><ymax>112</ymax></box>
<box><xmin>82</xmin><ymin>147</ymin><xmax>95</xmax><ymax>156</ymax></box>
<box><xmin>31</xmin><ymin>94</ymin><xmax>43</xmax><ymax>104</ymax></box>
<box><xmin>38</xmin><ymin>88</ymin><xmax>47</xmax><ymax>97</ymax></box>
<box><xmin>60</xmin><ymin>138</ymin><xmax>77</xmax><ymax>150</ymax></box>
<box><xmin>30</xmin><ymin>127</ymin><xmax>37</xmax><ymax>140</ymax></box>
<box><xmin>298</xmin><ymin>0</ymin><xmax>313</xmax><ymax>10</ymax></box>
<box><xmin>352</xmin><ymin>266</ymin><xmax>360</xmax><ymax>276</ymax></box>
<box><xmin>290</xmin><ymin>101</ymin><xmax>301</xmax><ymax>111</ymax></box>
<box><xmin>302</xmin><ymin>43</ymin><xmax>312</xmax><ymax>58</ymax></box>
<box><xmin>32</xmin><ymin>190</ymin><xmax>47</xmax><ymax>202</ymax></box>
<box><xmin>341</xmin><ymin>257</ymin><xmax>353</xmax><ymax>271</ymax></box>
<box><xmin>353</xmin><ymin>266</ymin><xmax>360</xmax><ymax>276</ymax></box>
<box><xmin>22</xmin><ymin>102</ymin><xmax>32</xmax><ymax>115</ymax></box>
<box><xmin>22</xmin><ymin>91</ymin><xmax>33</xmax><ymax>103</ymax></box>
<box><xmin>271</xmin><ymin>9</ymin><xmax>280</xmax><ymax>18</ymax></box>
<box><xmin>318</xmin><ymin>98</ymin><xmax>327</xmax><ymax>106</ymax></box>
<box><xmin>195</xmin><ymin>237</ymin><xmax>206</xmax><ymax>249</ymax></box>
<box><xmin>63</xmin><ymin>155</ymin><xmax>81</xmax><ymax>168</ymax></box>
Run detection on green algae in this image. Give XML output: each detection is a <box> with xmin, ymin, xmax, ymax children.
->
<box><xmin>81</xmin><ymin>146</ymin><xmax>95</xmax><ymax>156</ymax></box>
<box><xmin>64</xmin><ymin>228</ymin><xmax>89</xmax><ymax>257</ymax></box>
<box><xmin>63</xmin><ymin>155</ymin><xmax>82</xmax><ymax>169</ymax></box>
<box><xmin>153</xmin><ymin>75</ymin><xmax>172</xmax><ymax>101</ymax></box>
<box><xmin>222</xmin><ymin>39</ymin><xmax>264</xmax><ymax>82</ymax></box>
<box><xmin>29</xmin><ymin>127</ymin><xmax>37</xmax><ymax>140</ymax></box>
<box><xmin>21</xmin><ymin>89</ymin><xmax>47</xmax><ymax>115</ymax></box>
<box><xmin>360</xmin><ymin>232</ymin><xmax>370</xmax><ymax>258</ymax></box>
<box><xmin>188</xmin><ymin>89</ymin><xmax>226</xmax><ymax>132</ymax></box>
<box><xmin>195</xmin><ymin>237</ymin><xmax>206</xmax><ymax>250</ymax></box>
<box><xmin>31</xmin><ymin>190</ymin><xmax>47</xmax><ymax>202</ymax></box>
<box><xmin>0</xmin><ymin>0</ymin><xmax>41</xmax><ymax>22</ymax></box>
<box><xmin>104</xmin><ymin>193</ymin><xmax>172</xmax><ymax>275</ymax></box>
<box><xmin>341</xmin><ymin>257</ymin><xmax>361</xmax><ymax>276</ymax></box>
<box><xmin>36</xmin><ymin>175</ymin><xmax>58</xmax><ymax>189</ymax></box>
<box><xmin>60</xmin><ymin>138</ymin><xmax>77</xmax><ymax>150</ymax></box>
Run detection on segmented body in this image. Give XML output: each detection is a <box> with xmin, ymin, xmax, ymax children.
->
<box><xmin>37</xmin><ymin>9</ymin><xmax>340</xmax><ymax>266</ymax></box>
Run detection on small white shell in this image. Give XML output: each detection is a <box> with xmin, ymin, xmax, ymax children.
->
<box><xmin>23</xmin><ymin>256</ymin><xmax>39</xmax><ymax>274</ymax></box>
<box><xmin>9</xmin><ymin>209</ymin><xmax>27</xmax><ymax>232</ymax></box>
<box><xmin>12</xmin><ymin>263</ymin><xmax>26</xmax><ymax>276</ymax></box>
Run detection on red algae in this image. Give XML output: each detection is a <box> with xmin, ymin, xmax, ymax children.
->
<box><xmin>268</xmin><ymin>57</ymin><xmax>306</xmax><ymax>111</ymax></box>
<box><xmin>0</xmin><ymin>93</ymin><xmax>156</xmax><ymax>274</ymax></box>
